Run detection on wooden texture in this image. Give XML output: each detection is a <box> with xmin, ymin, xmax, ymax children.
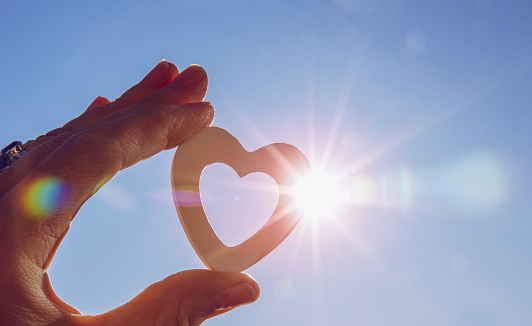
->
<box><xmin>171</xmin><ymin>127</ymin><xmax>310</xmax><ymax>272</ymax></box>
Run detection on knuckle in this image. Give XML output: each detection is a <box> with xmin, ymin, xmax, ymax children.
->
<box><xmin>43</xmin><ymin>127</ymin><xmax>70</xmax><ymax>139</ymax></box>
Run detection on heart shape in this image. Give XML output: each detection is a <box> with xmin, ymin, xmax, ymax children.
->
<box><xmin>171</xmin><ymin>127</ymin><xmax>310</xmax><ymax>272</ymax></box>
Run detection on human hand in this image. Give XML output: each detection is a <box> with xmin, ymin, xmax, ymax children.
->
<box><xmin>0</xmin><ymin>61</ymin><xmax>260</xmax><ymax>326</ymax></box>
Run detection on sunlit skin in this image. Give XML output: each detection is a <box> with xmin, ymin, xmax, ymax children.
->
<box><xmin>0</xmin><ymin>61</ymin><xmax>259</xmax><ymax>326</ymax></box>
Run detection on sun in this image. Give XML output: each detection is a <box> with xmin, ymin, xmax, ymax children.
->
<box><xmin>293</xmin><ymin>169</ymin><xmax>344</xmax><ymax>222</ymax></box>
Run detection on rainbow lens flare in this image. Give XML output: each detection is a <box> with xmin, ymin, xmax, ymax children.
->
<box><xmin>23</xmin><ymin>177</ymin><xmax>69</xmax><ymax>219</ymax></box>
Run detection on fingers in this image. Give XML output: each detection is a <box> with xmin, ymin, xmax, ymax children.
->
<box><xmin>63</xmin><ymin>63</ymin><xmax>207</xmax><ymax>132</ymax></box>
<box><xmin>25</xmin><ymin>64</ymin><xmax>205</xmax><ymax>159</ymax></box>
<box><xmin>4</xmin><ymin>63</ymin><xmax>206</xmax><ymax>197</ymax></box>
<box><xmin>63</xmin><ymin>60</ymin><xmax>180</xmax><ymax>131</ymax></box>
<box><xmin>78</xmin><ymin>64</ymin><xmax>208</xmax><ymax>131</ymax></box>
<box><xmin>88</xmin><ymin>270</ymin><xmax>260</xmax><ymax>326</ymax></box>
<box><xmin>26</xmin><ymin>61</ymin><xmax>179</xmax><ymax>150</ymax></box>
<box><xmin>21</xmin><ymin>61</ymin><xmax>179</xmax><ymax>153</ymax></box>
<box><xmin>11</xmin><ymin>102</ymin><xmax>214</xmax><ymax>268</ymax></box>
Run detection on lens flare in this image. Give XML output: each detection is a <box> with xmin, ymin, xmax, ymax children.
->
<box><xmin>346</xmin><ymin>175</ymin><xmax>376</xmax><ymax>205</ymax></box>
<box><xmin>173</xmin><ymin>186</ymin><xmax>201</xmax><ymax>207</ymax></box>
<box><xmin>93</xmin><ymin>175</ymin><xmax>111</xmax><ymax>193</ymax></box>
<box><xmin>293</xmin><ymin>170</ymin><xmax>344</xmax><ymax>221</ymax></box>
<box><xmin>23</xmin><ymin>177</ymin><xmax>68</xmax><ymax>219</ymax></box>
<box><xmin>439</xmin><ymin>151</ymin><xmax>509</xmax><ymax>213</ymax></box>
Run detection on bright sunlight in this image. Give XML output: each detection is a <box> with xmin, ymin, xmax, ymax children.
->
<box><xmin>293</xmin><ymin>170</ymin><xmax>344</xmax><ymax>221</ymax></box>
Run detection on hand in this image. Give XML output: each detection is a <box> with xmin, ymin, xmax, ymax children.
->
<box><xmin>0</xmin><ymin>61</ymin><xmax>260</xmax><ymax>326</ymax></box>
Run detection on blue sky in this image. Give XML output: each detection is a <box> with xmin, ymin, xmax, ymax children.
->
<box><xmin>1</xmin><ymin>0</ymin><xmax>531</xmax><ymax>325</ymax></box>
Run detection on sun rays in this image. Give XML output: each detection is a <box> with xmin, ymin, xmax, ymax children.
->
<box><xmin>292</xmin><ymin>169</ymin><xmax>345</xmax><ymax>222</ymax></box>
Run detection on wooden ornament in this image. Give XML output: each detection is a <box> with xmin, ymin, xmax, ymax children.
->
<box><xmin>171</xmin><ymin>127</ymin><xmax>310</xmax><ymax>272</ymax></box>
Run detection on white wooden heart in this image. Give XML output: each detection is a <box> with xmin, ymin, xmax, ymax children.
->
<box><xmin>171</xmin><ymin>127</ymin><xmax>310</xmax><ymax>272</ymax></box>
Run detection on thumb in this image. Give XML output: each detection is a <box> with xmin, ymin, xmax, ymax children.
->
<box><xmin>90</xmin><ymin>270</ymin><xmax>260</xmax><ymax>326</ymax></box>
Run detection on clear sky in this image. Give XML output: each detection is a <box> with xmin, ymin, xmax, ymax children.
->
<box><xmin>1</xmin><ymin>0</ymin><xmax>531</xmax><ymax>325</ymax></box>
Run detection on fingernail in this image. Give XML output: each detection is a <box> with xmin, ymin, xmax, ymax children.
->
<box><xmin>140</xmin><ymin>60</ymin><xmax>170</xmax><ymax>84</ymax></box>
<box><xmin>171</xmin><ymin>65</ymin><xmax>206</xmax><ymax>88</ymax></box>
<box><xmin>215</xmin><ymin>283</ymin><xmax>258</xmax><ymax>311</ymax></box>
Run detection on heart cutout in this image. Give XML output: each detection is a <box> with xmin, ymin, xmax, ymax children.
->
<box><xmin>200</xmin><ymin>164</ymin><xmax>278</xmax><ymax>247</ymax></box>
<box><xmin>171</xmin><ymin>127</ymin><xmax>310</xmax><ymax>272</ymax></box>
